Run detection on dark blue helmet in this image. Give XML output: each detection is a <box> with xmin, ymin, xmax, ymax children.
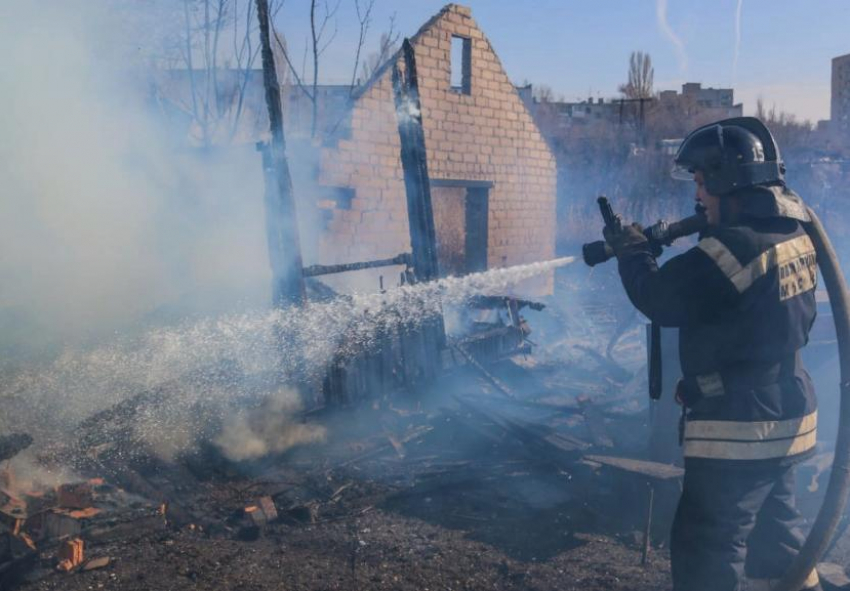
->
<box><xmin>672</xmin><ymin>117</ymin><xmax>785</xmax><ymax>196</ymax></box>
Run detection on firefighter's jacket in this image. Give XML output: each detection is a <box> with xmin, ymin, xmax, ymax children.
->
<box><xmin>617</xmin><ymin>188</ymin><xmax>818</xmax><ymax>464</ymax></box>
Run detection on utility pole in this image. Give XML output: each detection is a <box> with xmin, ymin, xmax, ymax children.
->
<box><xmin>256</xmin><ymin>0</ymin><xmax>305</xmax><ymax>307</ymax></box>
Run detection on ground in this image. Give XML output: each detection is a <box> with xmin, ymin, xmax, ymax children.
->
<box><xmin>7</xmin><ymin>265</ymin><xmax>849</xmax><ymax>591</ymax></box>
<box><xmin>17</xmin><ymin>471</ymin><xmax>673</xmax><ymax>591</ymax></box>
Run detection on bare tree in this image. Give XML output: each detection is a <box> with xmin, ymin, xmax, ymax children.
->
<box><xmin>359</xmin><ymin>18</ymin><xmax>400</xmax><ymax>83</ymax></box>
<box><xmin>533</xmin><ymin>84</ymin><xmax>555</xmax><ymax>103</ymax></box>
<box><xmin>183</xmin><ymin>0</ymin><xmax>247</xmax><ymax>145</ymax></box>
<box><xmin>140</xmin><ymin>0</ymin><xmax>286</xmax><ymax>147</ymax></box>
<box><xmin>273</xmin><ymin>0</ymin><xmax>340</xmax><ymax>138</ymax></box>
<box><xmin>349</xmin><ymin>0</ymin><xmax>375</xmax><ymax>95</ymax></box>
<box><xmin>227</xmin><ymin>0</ymin><xmax>275</xmax><ymax>143</ymax></box>
<box><xmin>268</xmin><ymin>1</ymin><xmax>397</xmax><ymax>136</ymax></box>
<box><xmin>619</xmin><ymin>51</ymin><xmax>654</xmax><ymax>99</ymax></box>
<box><xmin>755</xmin><ymin>98</ymin><xmax>815</xmax><ymax>156</ymax></box>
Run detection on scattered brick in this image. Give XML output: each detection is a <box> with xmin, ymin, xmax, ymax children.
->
<box><xmin>57</xmin><ymin>537</ymin><xmax>84</xmax><ymax>571</ymax></box>
<box><xmin>257</xmin><ymin>496</ymin><xmax>278</xmax><ymax>522</ymax></box>
<box><xmin>244</xmin><ymin>505</ymin><xmax>266</xmax><ymax>527</ymax></box>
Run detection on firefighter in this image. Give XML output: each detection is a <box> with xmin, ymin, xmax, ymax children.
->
<box><xmin>603</xmin><ymin>117</ymin><xmax>821</xmax><ymax>591</ymax></box>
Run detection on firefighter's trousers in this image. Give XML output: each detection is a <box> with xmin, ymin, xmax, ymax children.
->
<box><xmin>670</xmin><ymin>461</ymin><xmax>820</xmax><ymax>591</ymax></box>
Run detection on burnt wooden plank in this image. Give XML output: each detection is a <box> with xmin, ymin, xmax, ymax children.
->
<box><xmin>583</xmin><ymin>455</ymin><xmax>684</xmax><ymax>481</ymax></box>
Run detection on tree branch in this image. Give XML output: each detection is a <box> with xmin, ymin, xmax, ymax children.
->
<box><xmin>310</xmin><ymin>0</ymin><xmax>319</xmax><ymax>137</ymax></box>
<box><xmin>183</xmin><ymin>0</ymin><xmax>201</xmax><ymax>134</ymax></box>
<box><xmin>273</xmin><ymin>27</ymin><xmax>313</xmax><ymax>101</ymax></box>
<box><xmin>349</xmin><ymin>0</ymin><xmax>375</xmax><ymax>94</ymax></box>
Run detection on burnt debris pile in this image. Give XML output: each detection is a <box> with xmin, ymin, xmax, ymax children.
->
<box><xmin>0</xmin><ymin>267</ymin><xmax>690</xmax><ymax>590</ymax></box>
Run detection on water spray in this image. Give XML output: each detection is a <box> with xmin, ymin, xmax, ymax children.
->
<box><xmin>2</xmin><ymin>257</ymin><xmax>575</xmax><ymax>460</ymax></box>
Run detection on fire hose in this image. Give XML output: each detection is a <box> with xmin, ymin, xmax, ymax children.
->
<box><xmin>582</xmin><ymin>198</ymin><xmax>850</xmax><ymax>591</ymax></box>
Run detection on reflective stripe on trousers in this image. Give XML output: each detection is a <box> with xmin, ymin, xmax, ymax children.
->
<box><xmin>683</xmin><ymin>411</ymin><xmax>817</xmax><ymax>461</ymax></box>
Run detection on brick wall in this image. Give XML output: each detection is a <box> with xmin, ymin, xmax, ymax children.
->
<box><xmin>318</xmin><ymin>3</ymin><xmax>556</xmax><ymax>295</ymax></box>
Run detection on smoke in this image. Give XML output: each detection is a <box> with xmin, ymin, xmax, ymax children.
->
<box><xmin>655</xmin><ymin>0</ymin><xmax>688</xmax><ymax>73</ymax></box>
<box><xmin>0</xmin><ymin>3</ymin><xmax>167</xmax><ymax>342</ymax></box>
<box><xmin>0</xmin><ymin>0</ymin><xmax>328</xmax><ymax>468</ymax></box>
<box><xmin>3</xmin><ymin>451</ymin><xmax>81</xmax><ymax>497</ymax></box>
<box><xmin>214</xmin><ymin>388</ymin><xmax>327</xmax><ymax>461</ymax></box>
<box><xmin>0</xmin><ymin>1</ymin><xmax>274</xmax><ymax>358</ymax></box>
<box><xmin>733</xmin><ymin>0</ymin><xmax>744</xmax><ymax>81</ymax></box>
<box><xmin>395</xmin><ymin>95</ymin><xmax>422</xmax><ymax>122</ymax></box>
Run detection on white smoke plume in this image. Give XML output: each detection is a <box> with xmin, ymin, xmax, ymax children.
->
<box><xmin>214</xmin><ymin>388</ymin><xmax>327</xmax><ymax>461</ymax></box>
<box><xmin>3</xmin><ymin>451</ymin><xmax>82</xmax><ymax>497</ymax></box>
<box><xmin>0</xmin><ymin>1</ymin><xmax>273</xmax><ymax>356</ymax></box>
<box><xmin>655</xmin><ymin>0</ymin><xmax>688</xmax><ymax>73</ymax></box>
<box><xmin>0</xmin><ymin>1</ymin><xmax>315</xmax><ymax>465</ymax></box>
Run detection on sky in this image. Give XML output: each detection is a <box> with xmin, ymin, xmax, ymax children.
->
<box><xmin>274</xmin><ymin>0</ymin><xmax>850</xmax><ymax>123</ymax></box>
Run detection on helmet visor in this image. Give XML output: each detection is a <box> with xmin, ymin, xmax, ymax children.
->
<box><xmin>671</xmin><ymin>163</ymin><xmax>695</xmax><ymax>182</ymax></box>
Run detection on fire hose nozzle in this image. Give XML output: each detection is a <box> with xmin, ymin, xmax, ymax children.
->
<box><xmin>582</xmin><ymin>240</ymin><xmax>615</xmax><ymax>267</ymax></box>
<box><xmin>581</xmin><ymin>211</ymin><xmax>708</xmax><ymax>267</ymax></box>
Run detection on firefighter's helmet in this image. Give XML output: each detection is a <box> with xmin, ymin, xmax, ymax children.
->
<box><xmin>672</xmin><ymin>117</ymin><xmax>785</xmax><ymax>196</ymax></box>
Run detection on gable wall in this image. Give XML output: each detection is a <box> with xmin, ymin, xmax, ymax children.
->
<box><xmin>318</xmin><ymin>4</ymin><xmax>556</xmax><ymax>294</ymax></box>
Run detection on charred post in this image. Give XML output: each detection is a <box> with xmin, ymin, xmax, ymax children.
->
<box><xmin>392</xmin><ymin>39</ymin><xmax>440</xmax><ymax>285</ymax></box>
<box><xmin>256</xmin><ymin>0</ymin><xmax>305</xmax><ymax>307</ymax></box>
<box><xmin>392</xmin><ymin>38</ymin><xmax>445</xmax><ymax>382</ymax></box>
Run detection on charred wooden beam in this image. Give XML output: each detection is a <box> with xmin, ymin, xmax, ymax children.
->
<box><xmin>582</xmin><ymin>455</ymin><xmax>684</xmax><ymax>481</ymax></box>
<box><xmin>465</xmin><ymin>295</ymin><xmax>547</xmax><ymax>312</ymax></box>
<box><xmin>391</xmin><ymin>38</ymin><xmax>445</xmax><ymax>383</ymax></box>
<box><xmin>392</xmin><ymin>39</ymin><xmax>439</xmax><ymax>285</ymax></box>
<box><xmin>256</xmin><ymin>0</ymin><xmax>305</xmax><ymax>307</ymax></box>
<box><xmin>303</xmin><ymin>253</ymin><xmax>412</xmax><ymax>278</ymax></box>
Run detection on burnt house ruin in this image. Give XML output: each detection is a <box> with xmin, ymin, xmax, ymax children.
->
<box><xmin>133</xmin><ymin>4</ymin><xmax>561</xmax><ymax>407</ymax></box>
<box><xmin>149</xmin><ymin>4</ymin><xmax>556</xmax><ymax>297</ymax></box>
<box><xmin>314</xmin><ymin>4</ymin><xmax>556</xmax><ymax>296</ymax></box>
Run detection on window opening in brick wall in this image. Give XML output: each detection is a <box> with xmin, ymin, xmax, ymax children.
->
<box><xmin>450</xmin><ymin>35</ymin><xmax>471</xmax><ymax>94</ymax></box>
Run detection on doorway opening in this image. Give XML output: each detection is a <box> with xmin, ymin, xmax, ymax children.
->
<box><xmin>430</xmin><ymin>179</ymin><xmax>491</xmax><ymax>277</ymax></box>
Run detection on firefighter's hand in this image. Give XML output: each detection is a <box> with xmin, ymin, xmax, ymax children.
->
<box><xmin>602</xmin><ymin>222</ymin><xmax>648</xmax><ymax>258</ymax></box>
